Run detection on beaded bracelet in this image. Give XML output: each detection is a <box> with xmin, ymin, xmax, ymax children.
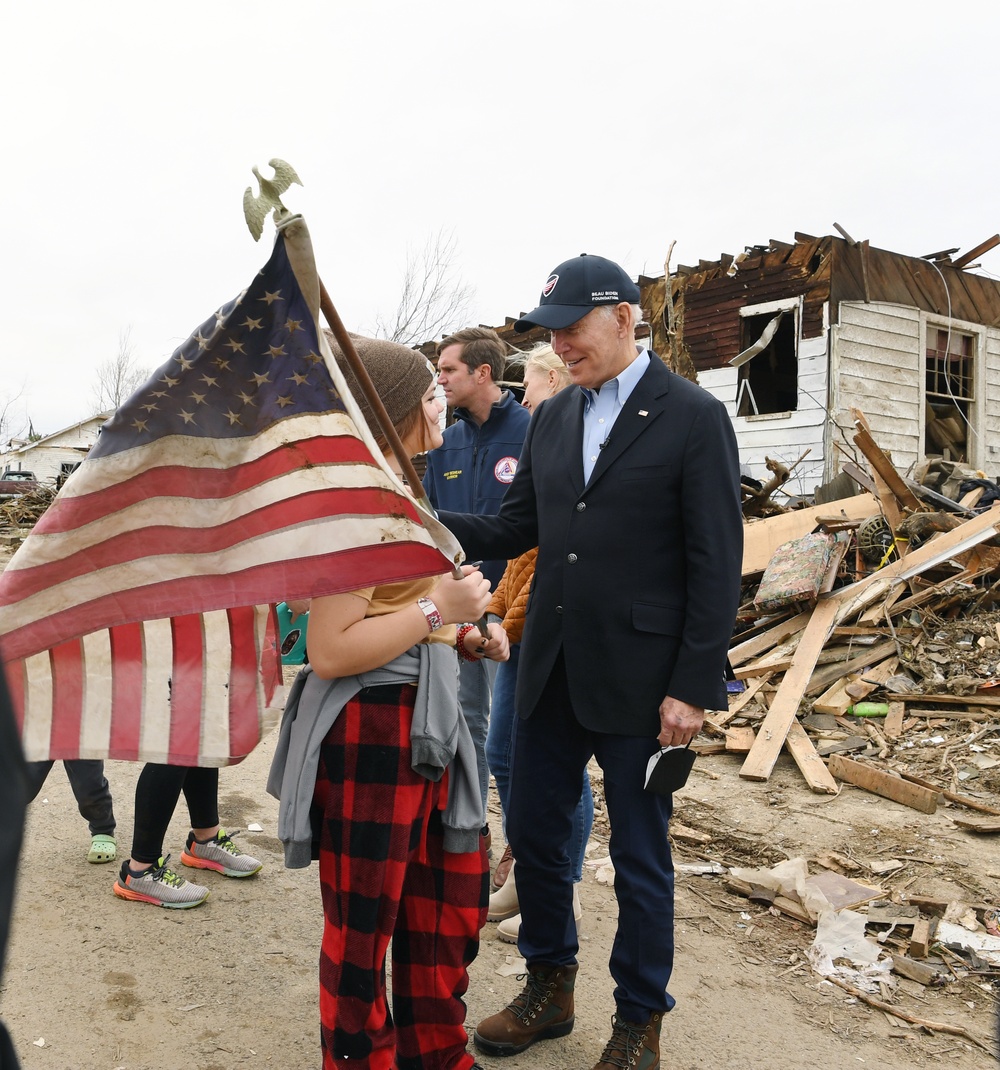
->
<box><xmin>416</xmin><ymin>596</ymin><xmax>443</xmax><ymax>633</ymax></box>
<box><xmin>455</xmin><ymin>623</ymin><xmax>481</xmax><ymax>662</ymax></box>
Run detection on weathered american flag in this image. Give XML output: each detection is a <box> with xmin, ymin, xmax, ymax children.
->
<box><xmin>0</xmin><ymin>215</ymin><xmax>460</xmax><ymax>765</ymax></box>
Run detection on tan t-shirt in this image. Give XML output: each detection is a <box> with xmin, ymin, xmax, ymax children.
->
<box><xmin>351</xmin><ymin>576</ymin><xmax>457</xmax><ymax>647</ymax></box>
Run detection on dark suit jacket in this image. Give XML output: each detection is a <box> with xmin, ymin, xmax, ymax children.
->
<box><xmin>440</xmin><ymin>354</ymin><xmax>743</xmax><ymax>737</ymax></box>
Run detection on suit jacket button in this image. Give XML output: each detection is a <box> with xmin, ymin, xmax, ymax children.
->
<box><xmin>566</xmin><ymin>553</ymin><xmax>578</xmax><ymax>563</ymax></box>
<box><xmin>576</xmin><ymin>502</ymin><xmax>586</xmax><ymax>511</ymax></box>
<box><xmin>556</xmin><ymin>605</ymin><xmax>563</xmax><ymax>614</ymax></box>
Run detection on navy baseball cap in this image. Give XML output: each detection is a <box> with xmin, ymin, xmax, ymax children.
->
<box><xmin>514</xmin><ymin>253</ymin><xmax>641</xmax><ymax>333</ymax></box>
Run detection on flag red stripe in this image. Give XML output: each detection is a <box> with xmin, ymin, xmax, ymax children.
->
<box><xmin>2</xmin><ymin>484</ymin><xmax>419</xmax><ymax>606</ymax></box>
<box><xmin>49</xmin><ymin>640</ymin><xmax>84</xmax><ymax>756</ymax></box>
<box><xmin>227</xmin><ymin>605</ymin><xmax>262</xmax><ymax>763</ymax></box>
<box><xmin>108</xmin><ymin>623</ymin><xmax>145</xmax><ymax>761</ymax></box>
<box><xmin>5</xmin><ymin>541</ymin><xmax>449</xmax><ymax>662</ymax></box>
<box><xmin>37</xmin><ymin>435</ymin><xmax>375</xmax><ymax>533</ymax></box>
<box><xmin>168</xmin><ymin>615</ymin><xmax>205</xmax><ymax>765</ymax></box>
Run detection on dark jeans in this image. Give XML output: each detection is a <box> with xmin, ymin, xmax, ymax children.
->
<box><xmin>26</xmin><ymin>761</ymin><xmax>116</xmax><ymax>838</ymax></box>
<box><xmin>130</xmin><ymin>764</ymin><xmax>219</xmax><ymax>865</ymax></box>
<box><xmin>508</xmin><ymin>653</ymin><xmax>675</xmax><ymax>1022</ymax></box>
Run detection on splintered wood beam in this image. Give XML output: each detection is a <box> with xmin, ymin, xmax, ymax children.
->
<box><xmin>850</xmin><ymin>423</ymin><xmax>922</xmax><ymax>512</ymax></box>
<box><xmin>827</xmin><ymin>754</ymin><xmax>938</xmax><ymax>813</ymax></box>
<box><xmin>952</xmin><ymin>233</ymin><xmax>1000</xmax><ymax>270</ymax></box>
<box><xmin>740</xmin><ymin>597</ymin><xmax>840</xmax><ymax>783</ymax></box>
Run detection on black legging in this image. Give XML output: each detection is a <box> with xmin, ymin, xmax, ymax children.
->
<box><xmin>130</xmin><ymin>764</ymin><xmax>219</xmax><ymax>865</ymax></box>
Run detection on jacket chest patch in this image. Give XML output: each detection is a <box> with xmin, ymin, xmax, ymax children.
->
<box><xmin>494</xmin><ymin>456</ymin><xmax>518</xmax><ymax>484</ymax></box>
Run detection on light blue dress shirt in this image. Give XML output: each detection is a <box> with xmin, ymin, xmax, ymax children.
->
<box><xmin>580</xmin><ymin>349</ymin><xmax>650</xmax><ymax>482</ymax></box>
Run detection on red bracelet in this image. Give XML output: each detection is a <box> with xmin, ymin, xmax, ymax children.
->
<box><xmin>456</xmin><ymin>623</ymin><xmax>479</xmax><ymax>662</ymax></box>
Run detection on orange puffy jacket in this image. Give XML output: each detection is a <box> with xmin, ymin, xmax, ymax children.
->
<box><xmin>486</xmin><ymin>547</ymin><xmax>538</xmax><ymax>645</ymax></box>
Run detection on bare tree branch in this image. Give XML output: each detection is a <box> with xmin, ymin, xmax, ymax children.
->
<box><xmin>92</xmin><ymin>326</ymin><xmax>151</xmax><ymax>414</ymax></box>
<box><xmin>0</xmin><ymin>385</ymin><xmax>29</xmax><ymax>449</ymax></box>
<box><xmin>373</xmin><ymin>230</ymin><xmax>476</xmax><ymax>345</ymax></box>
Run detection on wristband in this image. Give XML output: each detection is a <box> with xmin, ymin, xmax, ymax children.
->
<box><xmin>417</xmin><ymin>596</ymin><xmax>444</xmax><ymax>633</ymax></box>
<box><xmin>456</xmin><ymin>623</ymin><xmax>479</xmax><ymax>662</ymax></box>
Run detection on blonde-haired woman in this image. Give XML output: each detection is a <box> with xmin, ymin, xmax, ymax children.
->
<box><xmin>484</xmin><ymin>345</ymin><xmax>592</xmax><ymax>940</ymax></box>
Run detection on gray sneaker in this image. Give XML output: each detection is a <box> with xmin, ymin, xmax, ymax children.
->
<box><xmin>181</xmin><ymin>828</ymin><xmax>262</xmax><ymax>878</ymax></box>
<box><xmin>113</xmin><ymin>856</ymin><xmax>210</xmax><ymax>909</ymax></box>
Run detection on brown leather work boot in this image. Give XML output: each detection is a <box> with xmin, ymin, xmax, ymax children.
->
<box><xmin>491</xmin><ymin>842</ymin><xmax>514</xmax><ymax>890</ymax></box>
<box><xmin>592</xmin><ymin>1012</ymin><xmax>662</xmax><ymax>1070</ymax></box>
<box><xmin>473</xmin><ymin>963</ymin><xmax>578</xmax><ymax>1055</ymax></box>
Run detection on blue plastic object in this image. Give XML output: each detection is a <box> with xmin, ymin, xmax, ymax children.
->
<box><xmin>276</xmin><ymin>602</ymin><xmax>309</xmax><ymax>664</ymax></box>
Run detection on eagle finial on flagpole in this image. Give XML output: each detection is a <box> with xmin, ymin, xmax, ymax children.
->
<box><xmin>243</xmin><ymin>159</ymin><xmax>303</xmax><ymax>241</ymax></box>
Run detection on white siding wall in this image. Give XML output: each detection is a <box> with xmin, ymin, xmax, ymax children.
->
<box><xmin>832</xmin><ymin>302</ymin><xmax>1000</xmax><ymax>478</ymax></box>
<box><xmin>700</xmin><ymin>333</ymin><xmax>831</xmax><ymax>497</ymax></box>
<box><xmin>984</xmin><ymin>326</ymin><xmax>1000</xmax><ymax>480</ymax></box>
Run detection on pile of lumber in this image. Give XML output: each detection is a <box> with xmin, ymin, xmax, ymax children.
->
<box><xmin>0</xmin><ymin>485</ymin><xmax>56</xmax><ymax>529</ymax></box>
<box><xmin>711</xmin><ymin>413</ymin><xmax>1000</xmax><ymax>815</ymax></box>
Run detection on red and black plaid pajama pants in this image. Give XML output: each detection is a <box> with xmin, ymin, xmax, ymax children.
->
<box><xmin>313</xmin><ymin>681</ymin><xmax>489</xmax><ymax>1070</ymax></box>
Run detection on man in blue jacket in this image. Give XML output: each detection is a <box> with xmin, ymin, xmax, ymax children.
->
<box><xmin>423</xmin><ymin>327</ymin><xmax>530</xmax><ymax>847</ymax></box>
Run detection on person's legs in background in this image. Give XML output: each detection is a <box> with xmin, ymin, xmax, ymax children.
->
<box><xmin>113</xmin><ymin>764</ymin><xmax>209</xmax><ymax>909</ymax></box>
<box><xmin>62</xmin><ymin>760</ymin><xmax>117</xmax><ymax>863</ymax></box>
<box><xmin>178</xmin><ymin>766</ymin><xmax>263</xmax><ymax>879</ymax></box>
<box><xmin>485</xmin><ymin>644</ymin><xmax>518</xmax><ymax>886</ymax></box>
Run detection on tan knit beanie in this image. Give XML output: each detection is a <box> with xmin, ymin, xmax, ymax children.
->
<box><xmin>324</xmin><ymin>330</ymin><xmax>433</xmax><ymax>434</ymax></box>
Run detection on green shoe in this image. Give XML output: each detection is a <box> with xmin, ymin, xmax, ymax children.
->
<box><xmin>88</xmin><ymin>834</ymin><xmax>117</xmax><ymax>864</ymax></box>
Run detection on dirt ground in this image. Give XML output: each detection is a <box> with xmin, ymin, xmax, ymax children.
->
<box><xmin>2</xmin><ymin>721</ymin><xmax>998</xmax><ymax>1070</ymax></box>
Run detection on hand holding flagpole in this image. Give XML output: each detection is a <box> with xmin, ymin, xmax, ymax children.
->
<box><xmin>244</xmin><ymin>161</ymin><xmax>489</xmax><ymax>637</ymax></box>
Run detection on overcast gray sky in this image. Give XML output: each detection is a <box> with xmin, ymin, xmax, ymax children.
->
<box><xmin>5</xmin><ymin>1</ymin><xmax>997</xmax><ymax>435</ymax></box>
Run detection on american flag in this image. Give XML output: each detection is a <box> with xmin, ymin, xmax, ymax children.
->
<box><xmin>0</xmin><ymin>215</ymin><xmax>461</xmax><ymax>766</ymax></box>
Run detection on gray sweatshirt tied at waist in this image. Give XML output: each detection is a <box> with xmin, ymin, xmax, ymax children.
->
<box><xmin>266</xmin><ymin>642</ymin><xmax>483</xmax><ymax>867</ymax></box>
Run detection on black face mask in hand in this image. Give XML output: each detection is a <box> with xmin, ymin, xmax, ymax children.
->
<box><xmin>643</xmin><ymin>745</ymin><xmax>695</xmax><ymax>796</ymax></box>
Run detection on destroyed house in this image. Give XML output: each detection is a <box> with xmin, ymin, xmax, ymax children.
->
<box><xmin>653</xmin><ymin>232</ymin><xmax>1000</xmax><ymax>494</ymax></box>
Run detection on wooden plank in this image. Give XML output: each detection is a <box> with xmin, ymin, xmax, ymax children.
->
<box><xmin>733</xmin><ymin>657</ymin><xmax>793</xmax><ymax>680</ymax></box>
<box><xmin>811</xmin><ymin>674</ymin><xmax>859</xmax><ymax>716</ymax></box>
<box><xmin>890</xmin><ymin>954</ymin><xmax>940</xmax><ymax>985</ymax></box>
<box><xmin>729</xmin><ymin>612</ymin><xmax>811</xmax><ymax>666</ymax></box>
<box><xmin>847</xmin><ymin>656</ymin><xmax>899</xmax><ymax>701</ymax></box>
<box><xmin>724</xmin><ymin>726</ymin><xmax>756</xmax><ymax>753</ymax></box>
<box><xmin>827</xmin><ymin>754</ymin><xmax>937</xmax><ymax>813</ymax></box>
<box><xmin>886</xmin><ymin>692</ymin><xmax>1000</xmax><ymax>708</ymax></box>
<box><xmin>784</xmin><ymin>719</ymin><xmax>839</xmax><ymax>794</ymax></box>
<box><xmin>851</xmin><ymin>423</ymin><xmax>922</xmax><ymax>512</ymax></box>
<box><xmin>724</xmin><ymin>674</ymin><xmax>773</xmax><ymax>719</ymax></box>
<box><xmin>951</xmin><ymin>815</ymin><xmax>1000</xmax><ymax>832</ymax></box>
<box><xmin>740</xmin><ymin>597</ymin><xmax>840</xmax><ymax>782</ymax></box>
<box><xmin>897</xmin><ymin>771</ymin><xmax>1000</xmax><ymax>815</ymax></box>
<box><xmin>841</xmin><ymin>460</ymin><xmax>878</xmax><ymax>495</ymax></box>
<box><xmin>909</xmin><ymin>917</ymin><xmax>931</xmax><ymax>959</ymax></box>
<box><xmin>883</xmin><ymin>701</ymin><xmax>904</xmax><ymax>739</ymax></box>
<box><xmin>804</xmin><ymin>640</ymin><xmax>897</xmax><ymax>696</ymax></box>
<box><xmin>741</xmin><ymin>494</ymin><xmax>878</xmax><ymax>575</ymax></box>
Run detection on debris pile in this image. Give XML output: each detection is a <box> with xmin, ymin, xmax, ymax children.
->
<box><xmin>0</xmin><ymin>485</ymin><xmax>56</xmax><ymax>530</ymax></box>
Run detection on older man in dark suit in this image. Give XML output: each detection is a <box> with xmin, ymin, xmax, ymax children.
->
<box><xmin>439</xmin><ymin>254</ymin><xmax>743</xmax><ymax>1070</ymax></box>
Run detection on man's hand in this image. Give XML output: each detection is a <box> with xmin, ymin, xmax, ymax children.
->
<box><xmin>657</xmin><ymin>696</ymin><xmax>704</xmax><ymax>748</ymax></box>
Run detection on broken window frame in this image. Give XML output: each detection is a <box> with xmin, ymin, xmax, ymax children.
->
<box><xmin>733</xmin><ymin>297</ymin><xmax>801</xmax><ymax>419</ymax></box>
<box><xmin>919</xmin><ymin>314</ymin><xmax>985</xmax><ymax>468</ymax></box>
